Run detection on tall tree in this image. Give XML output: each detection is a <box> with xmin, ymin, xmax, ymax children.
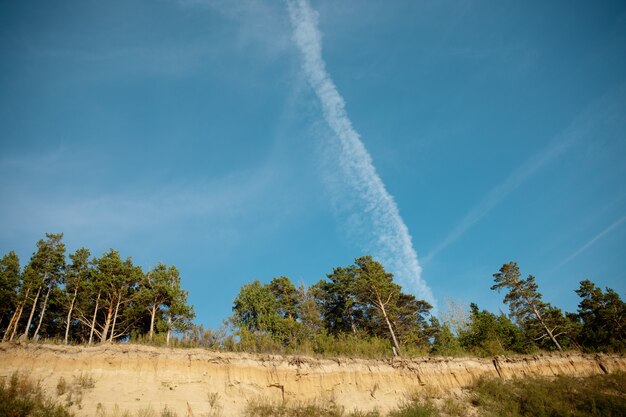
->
<box><xmin>22</xmin><ymin>233</ymin><xmax>66</xmax><ymax>340</ymax></box>
<box><xmin>491</xmin><ymin>262</ymin><xmax>563</xmax><ymax>351</ymax></box>
<box><xmin>232</xmin><ymin>280</ymin><xmax>278</xmax><ymax>334</ymax></box>
<box><xmin>313</xmin><ymin>266</ymin><xmax>364</xmax><ymax>335</ymax></box>
<box><xmin>576</xmin><ymin>279</ymin><xmax>625</xmax><ymax>351</ymax></box>
<box><xmin>351</xmin><ymin>256</ymin><xmax>403</xmax><ymax>356</ymax></box>
<box><xmin>162</xmin><ymin>266</ymin><xmax>194</xmax><ymax>346</ymax></box>
<box><xmin>459</xmin><ymin>303</ymin><xmax>528</xmax><ymax>355</ymax></box>
<box><xmin>0</xmin><ymin>251</ymin><xmax>21</xmax><ymax>338</ymax></box>
<box><xmin>139</xmin><ymin>263</ymin><xmax>171</xmax><ymax>341</ymax></box>
<box><xmin>63</xmin><ymin>248</ymin><xmax>91</xmax><ymax>344</ymax></box>
<box><xmin>108</xmin><ymin>257</ymin><xmax>142</xmax><ymax>342</ymax></box>
<box><xmin>91</xmin><ymin>250</ymin><xmax>141</xmax><ymax>342</ymax></box>
<box><xmin>388</xmin><ymin>293</ymin><xmax>433</xmax><ymax>348</ymax></box>
<box><xmin>269</xmin><ymin>276</ymin><xmax>300</xmax><ymax>320</ymax></box>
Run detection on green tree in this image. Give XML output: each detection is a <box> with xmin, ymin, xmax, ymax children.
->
<box><xmin>0</xmin><ymin>251</ymin><xmax>21</xmax><ymax>338</ymax></box>
<box><xmin>387</xmin><ymin>293</ymin><xmax>433</xmax><ymax>348</ymax></box>
<box><xmin>459</xmin><ymin>303</ymin><xmax>528</xmax><ymax>355</ymax></box>
<box><xmin>575</xmin><ymin>279</ymin><xmax>625</xmax><ymax>352</ymax></box>
<box><xmin>314</xmin><ymin>256</ymin><xmax>432</xmax><ymax>356</ymax></box>
<box><xmin>231</xmin><ymin>277</ymin><xmax>309</xmax><ymax>349</ymax></box>
<box><xmin>491</xmin><ymin>262</ymin><xmax>564</xmax><ymax>351</ymax></box>
<box><xmin>161</xmin><ymin>265</ymin><xmax>194</xmax><ymax>346</ymax></box>
<box><xmin>430</xmin><ymin>317</ymin><xmax>462</xmax><ymax>356</ymax></box>
<box><xmin>138</xmin><ymin>263</ymin><xmax>171</xmax><ymax>341</ymax></box>
<box><xmin>91</xmin><ymin>250</ymin><xmax>142</xmax><ymax>342</ymax></box>
<box><xmin>63</xmin><ymin>248</ymin><xmax>91</xmax><ymax>344</ymax></box>
<box><xmin>22</xmin><ymin>233</ymin><xmax>66</xmax><ymax>340</ymax></box>
<box><xmin>352</xmin><ymin>256</ymin><xmax>418</xmax><ymax>356</ymax></box>
<box><xmin>268</xmin><ymin>276</ymin><xmax>299</xmax><ymax>320</ymax></box>
<box><xmin>313</xmin><ymin>266</ymin><xmax>364</xmax><ymax>335</ymax></box>
<box><xmin>232</xmin><ymin>280</ymin><xmax>279</xmax><ymax>334</ymax></box>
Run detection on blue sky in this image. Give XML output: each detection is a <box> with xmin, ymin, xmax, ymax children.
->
<box><xmin>1</xmin><ymin>0</ymin><xmax>625</xmax><ymax>328</ymax></box>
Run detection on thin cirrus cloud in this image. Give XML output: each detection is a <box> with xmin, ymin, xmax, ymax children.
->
<box><xmin>287</xmin><ymin>0</ymin><xmax>435</xmax><ymax>307</ymax></box>
<box><xmin>0</xmin><ymin>147</ymin><xmax>281</xmax><ymax>247</ymax></box>
<box><xmin>551</xmin><ymin>213</ymin><xmax>626</xmax><ymax>272</ymax></box>
<box><xmin>423</xmin><ymin>86</ymin><xmax>625</xmax><ymax>264</ymax></box>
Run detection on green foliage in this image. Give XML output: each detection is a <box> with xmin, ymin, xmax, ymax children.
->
<box><xmin>0</xmin><ymin>234</ymin><xmax>195</xmax><ymax>345</ymax></box>
<box><xmin>20</xmin><ymin>233</ymin><xmax>66</xmax><ymax>340</ymax></box>
<box><xmin>94</xmin><ymin>405</ymin><xmax>180</xmax><ymax>417</ymax></box>
<box><xmin>458</xmin><ymin>303</ymin><xmax>530</xmax><ymax>356</ymax></box>
<box><xmin>314</xmin><ymin>256</ymin><xmax>433</xmax><ymax>356</ymax></box>
<box><xmin>269</xmin><ymin>276</ymin><xmax>300</xmax><ymax>319</ymax></box>
<box><xmin>244</xmin><ymin>399</ymin><xmax>380</xmax><ymax>417</ymax></box>
<box><xmin>311</xmin><ymin>332</ymin><xmax>393</xmax><ymax>358</ymax></box>
<box><xmin>0</xmin><ymin>251</ymin><xmax>20</xmax><ymax>334</ymax></box>
<box><xmin>492</xmin><ymin>262</ymin><xmax>567</xmax><ymax>351</ymax></box>
<box><xmin>387</xmin><ymin>401</ymin><xmax>439</xmax><ymax>417</ymax></box>
<box><xmin>3</xmin><ymin>235</ymin><xmax>626</xmax><ymax>358</ymax></box>
<box><xmin>472</xmin><ymin>372</ymin><xmax>626</xmax><ymax>417</ymax></box>
<box><xmin>232</xmin><ymin>280</ymin><xmax>280</xmax><ymax>334</ymax></box>
<box><xmin>429</xmin><ymin>318</ymin><xmax>463</xmax><ymax>356</ymax></box>
<box><xmin>0</xmin><ymin>372</ymin><xmax>73</xmax><ymax>417</ymax></box>
<box><xmin>576</xmin><ymin>279</ymin><xmax>626</xmax><ymax>352</ymax></box>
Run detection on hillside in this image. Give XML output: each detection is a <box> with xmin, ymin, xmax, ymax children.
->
<box><xmin>1</xmin><ymin>343</ymin><xmax>624</xmax><ymax>416</ymax></box>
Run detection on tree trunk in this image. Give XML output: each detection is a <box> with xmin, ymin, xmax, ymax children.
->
<box><xmin>33</xmin><ymin>282</ymin><xmax>53</xmax><ymax>340</ymax></box>
<box><xmin>88</xmin><ymin>291</ymin><xmax>101</xmax><ymax>345</ymax></box>
<box><xmin>3</xmin><ymin>304</ymin><xmax>20</xmax><ymax>342</ymax></box>
<box><xmin>378</xmin><ymin>297</ymin><xmax>401</xmax><ymax>357</ymax></box>
<box><xmin>530</xmin><ymin>302</ymin><xmax>562</xmax><ymax>351</ymax></box>
<box><xmin>64</xmin><ymin>287</ymin><xmax>79</xmax><ymax>344</ymax></box>
<box><xmin>8</xmin><ymin>302</ymin><xmax>26</xmax><ymax>341</ymax></box>
<box><xmin>5</xmin><ymin>287</ymin><xmax>31</xmax><ymax>341</ymax></box>
<box><xmin>3</xmin><ymin>287</ymin><xmax>27</xmax><ymax>342</ymax></box>
<box><xmin>2</xmin><ymin>310</ymin><xmax>15</xmax><ymax>341</ymax></box>
<box><xmin>166</xmin><ymin>315</ymin><xmax>172</xmax><ymax>346</ymax></box>
<box><xmin>109</xmin><ymin>294</ymin><xmax>122</xmax><ymax>342</ymax></box>
<box><xmin>100</xmin><ymin>300</ymin><xmax>114</xmax><ymax>343</ymax></box>
<box><xmin>22</xmin><ymin>285</ymin><xmax>42</xmax><ymax>339</ymax></box>
<box><xmin>149</xmin><ymin>305</ymin><xmax>157</xmax><ymax>341</ymax></box>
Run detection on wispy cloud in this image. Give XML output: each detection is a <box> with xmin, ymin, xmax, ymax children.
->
<box><xmin>286</xmin><ymin>0</ymin><xmax>435</xmax><ymax>306</ymax></box>
<box><xmin>552</xmin><ymin>214</ymin><xmax>626</xmax><ymax>271</ymax></box>
<box><xmin>423</xmin><ymin>86</ymin><xmax>625</xmax><ymax>264</ymax></box>
<box><xmin>423</xmin><ymin>139</ymin><xmax>570</xmax><ymax>264</ymax></box>
<box><xmin>0</xmin><ymin>148</ymin><xmax>283</xmax><ymax>252</ymax></box>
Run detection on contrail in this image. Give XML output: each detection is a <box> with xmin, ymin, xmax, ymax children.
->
<box><xmin>423</xmin><ymin>86</ymin><xmax>625</xmax><ymax>264</ymax></box>
<box><xmin>286</xmin><ymin>0</ymin><xmax>435</xmax><ymax>306</ymax></box>
<box><xmin>423</xmin><ymin>138</ymin><xmax>570</xmax><ymax>264</ymax></box>
<box><xmin>553</xmin><ymin>214</ymin><xmax>626</xmax><ymax>270</ymax></box>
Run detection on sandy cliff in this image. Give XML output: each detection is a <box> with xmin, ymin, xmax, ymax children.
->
<box><xmin>1</xmin><ymin>343</ymin><xmax>624</xmax><ymax>416</ymax></box>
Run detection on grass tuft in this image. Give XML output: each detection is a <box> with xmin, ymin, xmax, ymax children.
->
<box><xmin>0</xmin><ymin>372</ymin><xmax>74</xmax><ymax>417</ymax></box>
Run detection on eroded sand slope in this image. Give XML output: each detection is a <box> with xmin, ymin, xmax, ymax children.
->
<box><xmin>1</xmin><ymin>343</ymin><xmax>624</xmax><ymax>416</ymax></box>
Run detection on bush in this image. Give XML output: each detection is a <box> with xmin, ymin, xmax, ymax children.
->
<box><xmin>244</xmin><ymin>399</ymin><xmax>379</xmax><ymax>417</ymax></box>
<box><xmin>0</xmin><ymin>372</ymin><xmax>73</xmax><ymax>417</ymax></box>
<box><xmin>471</xmin><ymin>372</ymin><xmax>626</xmax><ymax>417</ymax></box>
<box><xmin>387</xmin><ymin>401</ymin><xmax>439</xmax><ymax>417</ymax></box>
<box><xmin>311</xmin><ymin>333</ymin><xmax>393</xmax><ymax>359</ymax></box>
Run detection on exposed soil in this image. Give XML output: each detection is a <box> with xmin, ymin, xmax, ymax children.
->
<box><xmin>1</xmin><ymin>342</ymin><xmax>624</xmax><ymax>416</ymax></box>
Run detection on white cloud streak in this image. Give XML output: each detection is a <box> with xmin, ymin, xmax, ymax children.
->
<box><xmin>553</xmin><ymin>214</ymin><xmax>626</xmax><ymax>270</ymax></box>
<box><xmin>423</xmin><ymin>86</ymin><xmax>623</xmax><ymax>264</ymax></box>
<box><xmin>423</xmin><ymin>139</ymin><xmax>570</xmax><ymax>264</ymax></box>
<box><xmin>286</xmin><ymin>0</ymin><xmax>435</xmax><ymax>306</ymax></box>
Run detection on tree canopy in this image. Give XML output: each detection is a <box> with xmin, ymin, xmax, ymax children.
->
<box><xmin>1</xmin><ymin>235</ymin><xmax>624</xmax><ymax>356</ymax></box>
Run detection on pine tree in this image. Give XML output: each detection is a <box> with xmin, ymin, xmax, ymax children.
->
<box><xmin>491</xmin><ymin>262</ymin><xmax>564</xmax><ymax>351</ymax></box>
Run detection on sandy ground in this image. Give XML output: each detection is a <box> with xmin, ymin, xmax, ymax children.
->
<box><xmin>1</xmin><ymin>342</ymin><xmax>624</xmax><ymax>416</ymax></box>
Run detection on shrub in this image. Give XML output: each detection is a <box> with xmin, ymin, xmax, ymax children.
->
<box><xmin>471</xmin><ymin>372</ymin><xmax>626</xmax><ymax>417</ymax></box>
<box><xmin>0</xmin><ymin>372</ymin><xmax>73</xmax><ymax>417</ymax></box>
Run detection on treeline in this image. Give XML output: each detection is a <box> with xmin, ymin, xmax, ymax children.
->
<box><xmin>226</xmin><ymin>256</ymin><xmax>625</xmax><ymax>357</ymax></box>
<box><xmin>0</xmin><ymin>233</ymin><xmax>194</xmax><ymax>345</ymax></box>
<box><xmin>1</xmin><ymin>234</ymin><xmax>624</xmax><ymax>357</ymax></box>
